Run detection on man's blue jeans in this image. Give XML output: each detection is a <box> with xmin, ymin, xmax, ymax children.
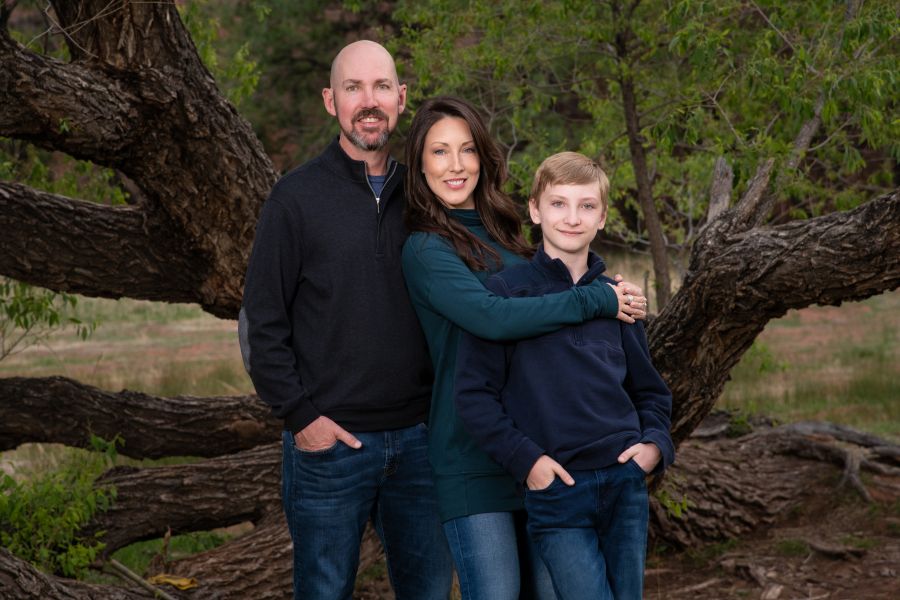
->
<box><xmin>281</xmin><ymin>424</ymin><xmax>453</xmax><ymax>600</ymax></box>
<box><xmin>524</xmin><ymin>461</ymin><xmax>649</xmax><ymax>600</ymax></box>
<box><xmin>442</xmin><ymin>510</ymin><xmax>555</xmax><ymax>600</ymax></box>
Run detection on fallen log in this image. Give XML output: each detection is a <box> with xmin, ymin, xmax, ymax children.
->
<box><xmin>0</xmin><ymin>548</ymin><xmax>150</xmax><ymax>599</ymax></box>
<box><xmin>88</xmin><ymin>443</ymin><xmax>281</xmax><ymax>554</ymax></box>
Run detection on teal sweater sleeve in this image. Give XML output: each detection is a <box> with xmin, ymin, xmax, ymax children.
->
<box><xmin>402</xmin><ymin>234</ymin><xmax>618</xmax><ymax>341</ymax></box>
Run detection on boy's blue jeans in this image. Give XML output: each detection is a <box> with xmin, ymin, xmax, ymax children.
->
<box><xmin>524</xmin><ymin>460</ymin><xmax>649</xmax><ymax>600</ymax></box>
<box><xmin>281</xmin><ymin>425</ymin><xmax>453</xmax><ymax>600</ymax></box>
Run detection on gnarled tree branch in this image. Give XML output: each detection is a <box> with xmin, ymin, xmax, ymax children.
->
<box><xmin>0</xmin><ymin>5</ymin><xmax>277</xmax><ymax>317</ymax></box>
<box><xmin>0</xmin><ymin>182</ymin><xmax>203</xmax><ymax>306</ymax></box>
<box><xmin>88</xmin><ymin>444</ymin><xmax>281</xmax><ymax>554</ymax></box>
<box><xmin>0</xmin><ymin>376</ymin><xmax>279</xmax><ymax>458</ymax></box>
<box><xmin>651</xmin><ymin>190</ymin><xmax>900</xmax><ymax>444</ymax></box>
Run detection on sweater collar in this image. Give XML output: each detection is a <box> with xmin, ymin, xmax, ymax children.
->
<box><xmin>533</xmin><ymin>244</ymin><xmax>607</xmax><ymax>285</ymax></box>
<box><xmin>321</xmin><ymin>136</ymin><xmax>399</xmax><ymax>183</ymax></box>
<box><xmin>447</xmin><ymin>208</ymin><xmax>482</xmax><ymax>228</ymax></box>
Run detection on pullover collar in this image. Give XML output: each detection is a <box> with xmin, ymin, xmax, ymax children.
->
<box><xmin>533</xmin><ymin>244</ymin><xmax>607</xmax><ymax>286</ymax></box>
<box><xmin>321</xmin><ymin>136</ymin><xmax>399</xmax><ymax>185</ymax></box>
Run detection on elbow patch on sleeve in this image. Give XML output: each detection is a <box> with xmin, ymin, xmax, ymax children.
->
<box><xmin>238</xmin><ymin>306</ymin><xmax>251</xmax><ymax>375</ymax></box>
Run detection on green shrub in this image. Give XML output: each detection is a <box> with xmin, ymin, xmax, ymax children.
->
<box><xmin>0</xmin><ymin>436</ymin><xmax>120</xmax><ymax>578</ymax></box>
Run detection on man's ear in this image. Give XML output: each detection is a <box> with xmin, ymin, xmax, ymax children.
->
<box><xmin>528</xmin><ymin>198</ymin><xmax>542</xmax><ymax>225</ymax></box>
<box><xmin>398</xmin><ymin>83</ymin><xmax>408</xmax><ymax>114</ymax></box>
<box><xmin>323</xmin><ymin>87</ymin><xmax>337</xmax><ymax>117</ymax></box>
<box><xmin>598</xmin><ymin>208</ymin><xmax>608</xmax><ymax>231</ymax></box>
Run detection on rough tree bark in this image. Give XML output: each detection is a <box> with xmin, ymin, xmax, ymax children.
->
<box><xmin>0</xmin><ymin>0</ymin><xmax>276</xmax><ymax>317</ymax></box>
<box><xmin>1</xmin><ymin>1</ymin><xmax>899</xmax><ymax>599</ymax></box>
<box><xmin>87</xmin><ymin>444</ymin><xmax>282</xmax><ymax>554</ymax></box>
<box><xmin>651</xmin><ymin>188</ymin><xmax>900</xmax><ymax>445</ymax></box>
<box><xmin>0</xmin><ymin>549</ymin><xmax>149</xmax><ymax>600</ymax></box>
<box><xmin>0</xmin><ymin>376</ymin><xmax>280</xmax><ymax>458</ymax></box>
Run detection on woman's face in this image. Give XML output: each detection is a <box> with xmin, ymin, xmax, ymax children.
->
<box><xmin>421</xmin><ymin>116</ymin><xmax>480</xmax><ymax>210</ymax></box>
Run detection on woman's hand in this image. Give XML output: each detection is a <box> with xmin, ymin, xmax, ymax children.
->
<box><xmin>608</xmin><ymin>274</ymin><xmax>647</xmax><ymax>323</ymax></box>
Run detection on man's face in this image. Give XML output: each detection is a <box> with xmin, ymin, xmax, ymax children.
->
<box><xmin>323</xmin><ymin>44</ymin><xmax>407</xmax><ymax>153</ymax></box>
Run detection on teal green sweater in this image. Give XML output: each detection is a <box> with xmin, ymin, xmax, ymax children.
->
<box><xmin>401</xmin><ymin>209</ymin><xmax>619</xmax><ymax>521</ymax></box>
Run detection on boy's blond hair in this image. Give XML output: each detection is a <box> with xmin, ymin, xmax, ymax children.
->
<box><xmin>530</xmin><ymin>152</ymin><xmax>609</xmax><ymax>212</ymax></box>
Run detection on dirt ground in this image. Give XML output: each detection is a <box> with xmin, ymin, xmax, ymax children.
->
<box><xmin>643</xmin><ymin>486</ymin><xmax>900</xmax><ymax>600</ymax></box>
<box><xmin>354</xmin><ymin>470</ymin><xmax>899</xmax><ymax>600</ymax></box>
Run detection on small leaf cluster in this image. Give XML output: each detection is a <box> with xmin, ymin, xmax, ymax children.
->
<box><xmin>0</xmin><ymin>436</ymin><xmax>121</xmax><ymax>578</ymax></box>
<box><xmin>0</xmin><ymin>279</ymin><xmax>96</xmax><ymax>362</ymax></box>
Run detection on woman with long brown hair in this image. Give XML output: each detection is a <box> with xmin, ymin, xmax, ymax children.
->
<box><xmin>401</xmin><ymin>96</ymin><xmax>646</xmax><ymax>599</ymax></box>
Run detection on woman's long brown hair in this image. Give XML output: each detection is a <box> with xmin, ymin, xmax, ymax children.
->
<box><xmin>404</xmin><ymin>96</ymin><xmax>533</xmax><ymax>272</ymax></box>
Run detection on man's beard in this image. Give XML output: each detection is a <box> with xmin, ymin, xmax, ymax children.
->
<box><xmin>342</xmin><ymin>108</ymin><xmax>392</xmax><ymax>151</ymax></box>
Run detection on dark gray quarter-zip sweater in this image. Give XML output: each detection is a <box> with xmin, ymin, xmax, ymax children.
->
<box><xmin>242</xmin><ymin>138</ymin><xmax>433</xmax><ymax>433</ymax></box>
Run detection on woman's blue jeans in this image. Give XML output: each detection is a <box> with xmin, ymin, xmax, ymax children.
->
<box><xmin>281</xmin><ymin>424</ymin><xmax>453</xmax><ymax>600</ymax></box>
<box><xmin>443</xmin><ymin>510</ymin><xmax>556</xmax><ymax>600</ymax></box>
<box><xmin>524</xmin><ymin>461</ymin><xmax>649</xmax><ymax>600</ymax></box>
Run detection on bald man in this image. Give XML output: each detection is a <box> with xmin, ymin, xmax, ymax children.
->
<box><xmin>241</xmin><ymin>41</ymin><xmax>453</xmax><ymax>599</ymax></box>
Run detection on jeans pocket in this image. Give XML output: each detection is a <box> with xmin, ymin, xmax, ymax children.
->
<box><xmin>295</xmin><ymin>441</ymin><xmax>340</xmax><ymax>456</ymax></box>
<box><xmin>527</xmin><ymin>476</ymin><xmax>562</xmax><ymax>495</ymax></box>
<box><xmin>627</xmin><ymin>459</ymin><xmax>649</xmax><ymax>478</ymax></box>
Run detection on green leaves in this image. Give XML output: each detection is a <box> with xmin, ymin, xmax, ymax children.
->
<box><xmin>0</xmin><ymin>436</ymin><xmax>120</xmax><ymax>578</ymax></box>
<box><xmin>393</xmin><ymin>0</ymin><xmax>896</xmax><ymax>250</ymax></box>
<box><xmin>0</xmin><ymin>279</ymin><xmax>96</xmax><ymax>362</ymax></box>
<box><xmin>179</xmin><ymin>1</ymin><xmax>262</xmax><ymax>108</ymax></box>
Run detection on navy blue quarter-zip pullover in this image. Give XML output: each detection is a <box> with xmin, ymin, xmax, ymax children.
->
<box><xmin>454</xmin><ymin>246</ymin><xmax>675</xmax><ymax>484</ymax></box>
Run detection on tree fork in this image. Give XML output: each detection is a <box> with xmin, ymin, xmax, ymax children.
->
<box><xmin>651</xmin><ymin>190</ymin><xmax>900</xmax><ymax>444</ymax></box>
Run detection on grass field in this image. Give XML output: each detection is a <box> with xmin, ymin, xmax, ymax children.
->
<box><xmin>718</xmin><ymin>289</ymin><xmax>899</xmax><ymax>440</ymax></box>
<box><xmin>0</xmin><ymin>295</ymin><xmax>253</xmax><ymax>398</ymax></box>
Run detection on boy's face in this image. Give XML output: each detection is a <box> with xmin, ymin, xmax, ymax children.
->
<box><xmin>530</xmin><ymin>182</ymin><xmax>607</xmax><ymax>260</ymax></box>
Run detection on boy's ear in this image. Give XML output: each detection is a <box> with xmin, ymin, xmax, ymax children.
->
<box><xmin>598</xmin><ymin>208</ymin><xmax>608</xmax><ymax>231</ymax></box>
<box><xmin>528</xmin><ymin>198</ymin><xmax>541</xmax><ymax>225</ymax></box>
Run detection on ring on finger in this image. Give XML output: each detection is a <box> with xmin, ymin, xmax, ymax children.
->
<box><xmin>626</xmin><ymin>294</ymin><xmax>634</xmax><ymax>305</ymax></box>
